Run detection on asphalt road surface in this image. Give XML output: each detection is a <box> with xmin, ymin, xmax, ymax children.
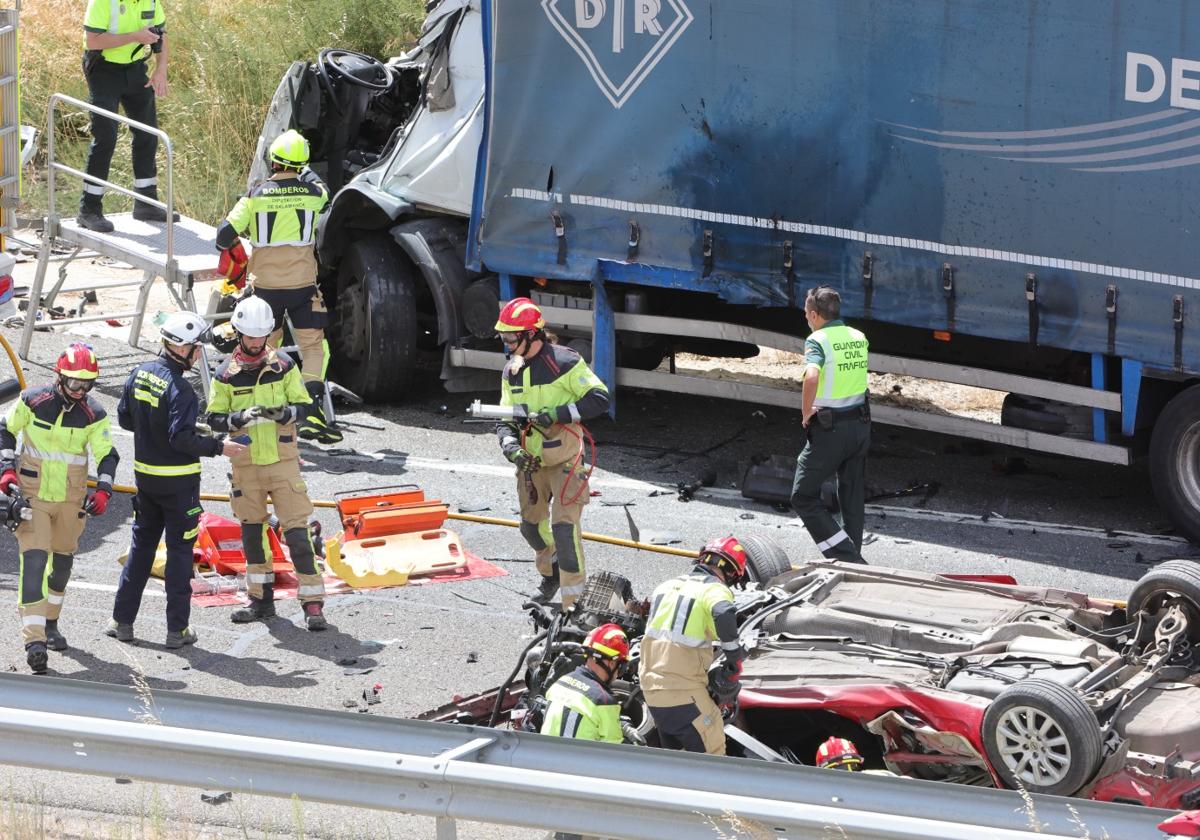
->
<box><xmin>0</xmin><ymin>325</ymin><xmax>1189</xmax><ymax>839</ymax></box>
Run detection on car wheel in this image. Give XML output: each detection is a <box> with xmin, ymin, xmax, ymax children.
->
<box><xmin>1127</xmin><ymin>560</ymin><xmax>1200</xmax><ymax>640</ymax></box>
<box><xmin>982</xmin><ymin>678</ymin><xmax>1103</xmax><ymax>797</ymax></box>
<box><xmin>330</xmin><ymin>237</ymin><xmax>417</xmax><ymax>402</ymax></box>
<box><xmin>739</xmin><ymin>535</ymin><xmax>792</xmax><ymax>585</ymax></box>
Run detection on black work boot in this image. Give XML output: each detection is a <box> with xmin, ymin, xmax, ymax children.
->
<box><xmin>132</xmin><ymin>187</ymin><xmax>180</xmax><ymax>223</ymax></box>
<box><xmin>44</xmin><ymin>620</ymin><xmax>68</xmax><ymax>652</ymax></box>
<box><xmin>531</xmin><ymin>574</ymin><xmax>561</xmax><ymax>605</ymax></box>
<box><xmin>297</xmin><ymin>382</ymin><xmax>343</xmax><ymax>444</ymax></box>
<box><xmin>231</xmin><ymin>588</ymin><xmax>276</xmax><ymax>623</ymax></box>
<box><xmin>77</xmin><ymin>198</ymin><xmax>114</xmax><ymax>233</ymax></box>
<box><xmin>25</xmin><ymin>642</ymin><xmax>48</xmax><ymax>674</ymax></box>
<box><xmin>303</xmin><ymin>601</ymin><xmax>328</xmax><ymax>632</ymax></box>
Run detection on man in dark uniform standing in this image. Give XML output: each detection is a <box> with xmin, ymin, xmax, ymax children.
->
<box><xmin>790</xmin><ymin>286</ymin><xmax>871</xmax><ymax>563</ymax></box>
<box><xmin>109</xmin><ymin>312</ymin><xmax>245</xmax><ymax>647</ymax></box>
<box><xmin>78</xmin><ymin>0</ymin><xmax>172</xmax><ymax>232</ymax></box>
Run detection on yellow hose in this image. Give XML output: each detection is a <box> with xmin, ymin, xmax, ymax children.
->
<box><xmin>101</xmin><ymin>481</ymin><xmax>701</xmax><ymax>559</ymax></box>
<box><xmin>0</xmin><ymin>333</ymin><xmax>26</xmax><ymax>389</ymax></box>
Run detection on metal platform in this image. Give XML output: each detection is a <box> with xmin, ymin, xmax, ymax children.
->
<box><xmin>56</xmin><ymin>211</ymin><xmax>220</xmax><ymax>286</ymax></box>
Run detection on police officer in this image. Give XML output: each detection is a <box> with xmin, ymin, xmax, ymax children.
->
<box><xmin>494</xmin><ymin>297</ymin><xmax>610</xmax><ymax>611</ymax></box>
<box><xmin>207</xmin><ymin>296</ymin><xmax>327</xmax><ymax>630</ymax></box>
<box><xmin>638</xmin><ymin>537</ymin><xmax>747</xmax><ymax>756</ymax></box>
<box><xmin>215</xmin><ymin>130</ymin><xmax>340</xmax><ymax>443</ymax></box>
<box><xmin>78</xmin><ymin>0</ymin><xmax>173</xmax><ymax>233</ymax></box>
<box><xmin>109</xmin><ymin>312</ymin><xmax>247</xmax><ymax>648</ymax></box>
<box><xmin>790</xmin><ymin>286</ymin><xmax>870</xmax><ymax>564</ymax></box>
<box><xmin>540</xmin><ymin>623</ymin><xmax>630</xmax><ymax>743</ymax></box>
<box><xmin>0</xmin><ymin>343</ymin><xmax>119</xmax><ymax>673</ymax></box>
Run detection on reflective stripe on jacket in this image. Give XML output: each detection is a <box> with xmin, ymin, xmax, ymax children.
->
<box><xmin>117</xmin><ymin>356</ymin><xmax>222</xmax><ymax>481</ymax></box>
<box><xmin>217</xmin><ymin>170</ymin><xmax>329</xmax><ymax>290</ymax></box>
<box><xmin>0</xmin><ymin>386</ymin><xmax>118</xmax><ymax>503</ymax></box>
<box><xmin>639</xmin><ymin>566</ymin><xmax>736</xmax><ymax>693</ymax></box>
<box><xmin>808</xmin><ymin>322</ymin><xmax>869</xmax><ymax>409</ymax></box>
<box><xmin>496</xmin><ymin>343</ymin><xmax>609</xmax><ymax>462</ymax></box>
<box><xmin>206</xmin><ymin>351</ymin><xmax>310</xmax><ymax>467</ymax></box>
<box><xmin>540</xmin><ymin>666</ymin><xmax>622</xmax><ymax>744</ymax></box>
<box><xmin>82</xmin><ymin>0</ymin><xmax>165</xmax><ymax>65</ymax></box>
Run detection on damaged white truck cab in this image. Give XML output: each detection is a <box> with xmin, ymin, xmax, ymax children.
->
<box><xmin>253</xmin><ymin>0</ymin><xmax>488</xmax><ymax>400</ymax></box>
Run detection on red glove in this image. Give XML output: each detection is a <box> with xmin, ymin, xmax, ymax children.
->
<box><xmin>84</xmin><ymin>487</ymin><xmax>111</xmax><ymax>516</ymax></box>
<box><xmin>0</xmin><ymin>468</ymin><xmax>17</xmax><ymax>494</ymax></box>
<box><xmin>217</xmin><ymin>241</ymin><xmax>248</xmax><ymax>289</ymax></box>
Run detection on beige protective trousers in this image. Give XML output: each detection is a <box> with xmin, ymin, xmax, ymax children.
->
<box><xmin>230</xmin><ymin>459</ymin><xmax>323</xmax><ymax>603</ymax></box>
<box><xmin>17</xmin><ymin>496</ymin><xmax>87</xmax><ymax>645</ymax></box>
<box><xmin>516</xmin><ymin>459</ymin><xmax>590</xmax><ymax>610</ymax></box>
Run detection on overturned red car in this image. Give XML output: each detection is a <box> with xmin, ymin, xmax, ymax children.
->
<box><xmin>425</xmin><ymin>542</ymin><xmax>1200</xmax><ymax>809</ymax></box>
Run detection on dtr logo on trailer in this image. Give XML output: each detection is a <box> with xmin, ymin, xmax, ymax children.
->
<box><xmin>542</xmin><ymin>0</ymin><xmax>694</xmax><ymax>109</ymax></box>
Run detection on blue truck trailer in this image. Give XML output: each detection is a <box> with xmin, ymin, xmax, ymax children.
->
<box><xmin>257</xmin><ymin>0</ymin><xmax>1200</xmax><ymax>541</ymax></box>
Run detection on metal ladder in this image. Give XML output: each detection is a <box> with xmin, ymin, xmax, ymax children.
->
<box><xmin>0</xmin><ymin>1</ymin><xmax>21</xmax><ymax>243</ymax></box>
<box><xmin>21</xmin><ymin>92</ymin><xmax>219</xmax><ymax>396</ymax></box>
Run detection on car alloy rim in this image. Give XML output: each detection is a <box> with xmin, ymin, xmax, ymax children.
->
<box><xmin>994</xmin><ymin>705</ymin><xmax>1072</xmax><ymax>787</ymax></box>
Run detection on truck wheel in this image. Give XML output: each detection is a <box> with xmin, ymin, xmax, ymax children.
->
<box><xmin>739</xmin><ymin>534</ymin><xmax>792</xmax><ymax>584</ymax></box>
<box><xmin>981</xmin><ymin>678</ymin><xmax>1102</xmax><ymax>797</ymax></box>
<box><xmin>1150</xmin><ymin>384</ymin><xmax>1200</xmax><ymax>543</ymax></box>
<box><xmin>330</xmin><ymin>238</ymin><xmax>417</xmax><ymax>401</ymax></box>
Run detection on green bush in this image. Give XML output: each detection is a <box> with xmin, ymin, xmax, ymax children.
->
<box><xmin>20</xmin><ymin>0</ymin><xmax>425</xmax><ymax>225</ymax></box>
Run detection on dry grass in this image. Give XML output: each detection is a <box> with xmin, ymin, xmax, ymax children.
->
<box><xmin>19</xmin><ymin>0</ymin><xmax>425</xmax><ymax>224</ymax></box>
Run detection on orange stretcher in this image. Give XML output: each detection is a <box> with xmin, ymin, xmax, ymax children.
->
<box><xmin>325</xmin><ymin>485</ymin><xmax>469</xmax><ymax>587</ymax></box>
<box><xmin>196</xmin><ymin>512</ymin><xmax>292</xmax><ymax>576</ymax></box>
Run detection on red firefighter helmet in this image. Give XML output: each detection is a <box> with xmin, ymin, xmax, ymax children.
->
<box><xmin>495</xmin><ymin>297</ymin><xmax>545</xmax><ymax>333</ymax></box>
<box><xmin>56</xmin><ymin>343</ymin><xmax>99</xmax><ymax>381</ymax></box>
<box><xmin>583</xmin><ymin>623</ymin><xmax>630</xmax><ymax>662</ymax></box>
<box><xmin>700</xmin><ymin>536</ymin><xmax>748</xmax><ymax>579</ymax></box>
<box><xmin>816</xmin><ymin>737</ymin><xmax>864</xmax><ymax>770</ymax></box>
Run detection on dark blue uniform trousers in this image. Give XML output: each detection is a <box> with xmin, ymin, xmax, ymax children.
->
<box><xmin>113</xmin><ymin>478</ymin><xmax>201</xmax><ymax>633</ymax></box>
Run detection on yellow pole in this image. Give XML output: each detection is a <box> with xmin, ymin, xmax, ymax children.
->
<box><xmin>100</xmin><ymin>481</ymin><xmax>701</xmax><ymax>559</ymax></box>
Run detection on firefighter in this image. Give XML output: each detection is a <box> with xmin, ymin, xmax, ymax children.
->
<box><xmin>816</xmin><ymin>737</ymin><xmax>864</xmax><ymax>771</ymax></box>
<box><xmin>0</xmin><ymin>343</ymin><xmax>119</xmax><ymax>673</ymax></box>
<box><xmin>206</xmin><ymin>296</ymin><xmax>327</xmax><ymax>631</ymax></box>
<box><xmin>638</xmin><ymin>536</ymin><xmax>748</xmax><ymax>756</ymax></box>
<box><xmin>790</xmin><ymin>286</ymin><xmax>870</xmax><ymax>564</ymax></box>
<box><xmin>109</xmin><ymin>312</ymin><xmax>247</xmax><ymax>648</ymax></box>
<box><xmin>214</xmin><ymin>129</ymin><xmax>340</xmax><ymax>444</ymax></box>
<box><xmin>494</xmin><ymin>297</ymin><xmax>610</xmax><ymax>611</ymax></box>
<box><xmin>78</xmin><ymin>0</ymin><xmax>173</xmax><ymax>232</ymax></box>
<box><xmin>540</xmin><ymin>623</ymin><xmax>630</xmax><ymax>743</ymax></box>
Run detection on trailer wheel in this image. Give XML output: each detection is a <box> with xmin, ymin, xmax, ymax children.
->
<box><xmin>982</xmin><ymin>678</ymin><xmax>1102</xmax><ymax>797</ymax></box>
<box><xmin>1150</xmin><ymin>384</ymin><xmax>1200</xmax><ymax>543</ymax></box>
<box><xmin>330</xmin><ymin>238</ymin><xmax>417</xmax><ymax>402</ymax></box>
<box><xmin>739</xmin><ymin>535</ymin><xmax>792</xmax><ymax>585</ymax></box>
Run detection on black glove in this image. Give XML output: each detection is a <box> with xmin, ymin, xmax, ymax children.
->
<box><xmin>530</xmin><ymin>410</ymin><xmax>556</xmax><ymax>430</ymax></box>
<box><xmin>708</xmin><ymin>661</ymin><xmax>742</xmax><ymax>705</ymax></box>
<box><xmin>262</xmin><ymin>405</ymin><xmax>297</xmax><ymax>424</ymax></box>
<box><xmin>509</xmin><ymin>448</ymin><xmax>540</xmax><ymax>473</ymax></box>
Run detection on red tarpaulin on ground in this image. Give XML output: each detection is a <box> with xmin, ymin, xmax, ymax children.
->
<box><xmin>190</xmin><ymin>513</ymin><xmax>507</xmax><ymax>608</ymax></box>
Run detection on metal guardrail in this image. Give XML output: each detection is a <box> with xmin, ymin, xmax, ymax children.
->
<box><xmin>0</xmin><ymin>674</ymin><xmax>1172</xmax><ymax>840</ymax></box>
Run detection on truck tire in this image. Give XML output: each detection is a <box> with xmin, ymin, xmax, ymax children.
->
<box><xmin>330</xmin><ymin>238</ymin><xmax>417</xmax><ymax>402</ymax></box>
<box><xmin>1001</xmin><ymin>394</ymin><xmax>1092</xmax><ymax>439</ymax></box>
<box><xmin>1150</xmin><ymin>384</ymin><xmax>1200</xmax><ymax>543</ymax></box>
